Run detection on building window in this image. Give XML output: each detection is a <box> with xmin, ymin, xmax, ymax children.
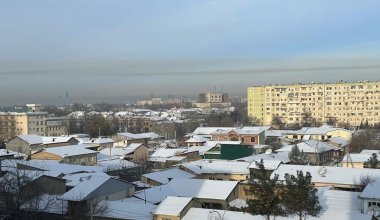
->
<box><xmin>251</xmin><ymin>137</ymin><xmax>256</xmax><ymax>143</ymax></box>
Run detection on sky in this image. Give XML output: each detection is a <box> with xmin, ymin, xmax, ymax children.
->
<box><xmin>1</xmin><ymin>0</ymin><xmax>380</xmax><ymax>104</ymax></box>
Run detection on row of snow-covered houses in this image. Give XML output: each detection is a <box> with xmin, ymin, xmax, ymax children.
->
<box><xmin>1</xmin><ymin>125</ymin><xmax>379</xmax><ymax>219</ymax></box>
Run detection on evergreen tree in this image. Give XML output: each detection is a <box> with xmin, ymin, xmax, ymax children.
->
<box><xmin>288</xmin><ymin>144</ymin><xmax>309</xmax><ymax>165</ymax></box>
<box><xmin>283</xmin><ymin>171</ymin><xmax>322</xmax><ymax>220</ymax></box>
<box><xmin>363</xmin><ymin>153</ymin><xmax>380</xmax><ymax>169</ymax></box>
<box><xmin>245</xmin><ymin>159</ymin><xmax>286</xmax><ymax>220</ymax></box>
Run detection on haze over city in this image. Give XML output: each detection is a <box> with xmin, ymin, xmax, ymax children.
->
<box><xmin>1</xmin><ymin>0</ymin><xmax>380</xmax><ymax>104</ymax></box>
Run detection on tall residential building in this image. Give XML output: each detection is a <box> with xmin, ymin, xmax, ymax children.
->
<box><xmin>247</xmin><ymin>81</ymin><xmax>380</xmax><ymax>126</ymax></box>
<box><xmin>0</xmin><ymin>112</ymin><xmax>47</xmax><ymax>141</ymax></box>
<box><xmin>0</xmin><ymin>104</ymin><xmax>69</xmax><ymax>141</ymax></box>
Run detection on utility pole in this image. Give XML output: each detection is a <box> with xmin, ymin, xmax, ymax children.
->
<box><xmin>90</xmin><ymin>200</ymin><xmax>93</xmax><ymax>220</ymax></box>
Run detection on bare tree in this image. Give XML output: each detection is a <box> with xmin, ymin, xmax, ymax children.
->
<box><xmin>271</xmin><ymin>116</ymin><xmax>284</xmax><ymax>129</ymax></box>
<box><xmin>0</xmin><ymin>160</ymin><xmax>53</xmax><ymax>219</ymax></box>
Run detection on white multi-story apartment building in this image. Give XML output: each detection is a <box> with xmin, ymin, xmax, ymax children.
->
<box><xmin>247</xmin><ymin>81</ymin><xmax>380</xmax><ymax>126</ymax></box>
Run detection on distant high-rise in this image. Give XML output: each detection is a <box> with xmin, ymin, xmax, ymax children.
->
<box><xmin>65</xmin><ymin>90</ymin><xmax>69</xmax><ymax>98</ymax></box>
<box><xmin>194</xmin><ymin>92</ymin><xmax>231</xmax><ymax>108</ymax></box>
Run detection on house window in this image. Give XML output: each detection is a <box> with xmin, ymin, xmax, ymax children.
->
<box><xmin>251</xmin><ymin>137</ymin><xmax>256</xmax><ymax>143</ymax></box>
<box><xmin>368</xmin><ymin>202</ymin><xmax>380</xmax><ymax>208</ymax></box>
<box><xmin>241</xmin><ymin>137</ymin><xmax>245</xmax><ymax>142</ymax></box>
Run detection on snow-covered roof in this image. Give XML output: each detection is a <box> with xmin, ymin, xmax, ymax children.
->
<box><xmin>124</xmin><ymin>143</ymin><xmax>146</xmax><ymax>155</ymax></box>
<box><xmin>182</xmin><ymin>145</ymin><xmax>215</xmax><ymax>155</ymax></box>
<box><xmin>143</xmin><ymin>168</ymin><xmax>194</xmax><ymax>184</ymax></box>
<box><xmin>118</xmin><ymin>132</ymin><xmax>162</xmax><ymax>140</ymax></box>
<box><xmin>249</xmin><ymin>160</ymin><xmax>282</xmax><ymax>170</ymax></box>
<box><xmin>97</xmin><ymin>147</ymin><xmax>128</xmax><ymax>160</ymax></box>
<box><xmin>18</xmin><ymin>134</ymin><xmax>43</xmax><ymax>145</ymax></box>
<box><xmin>276</xmin><ymin>140</ymin><xmax>337</xmax><ymax>153</ymax></box>
<box><xmin>204</xmin><ymin>141</ymin><xmax>242</xmax><ymax>147</ymax></box>
<box><xmin>42</xmin><ymin>144</ymin><xmax>97</xmax><ymax>157</ymax></box>
<box><xmin>150</xmin><ymin>148</ymin><xmax>186</xmax><ymax>158</ymax></box>
<box><xmin>41</xmin><ymin>136</ymin><xmax>75</xmax><ymax>145</ymax></box>
<box><xmin>182</xmin><ymin>207</ymin><xmax>371</xmax><ymax>220</ymax></box>
<box><xmin>97</xmin><ymin>158</ymin><xmax>137</xmax><ymax>172</ymax></box>
<box><xmin>17</xmin><ymin>159</ymin><xmax>104</xmax><ymax>174</ymax></box>
<box><xmin>84</xmin><ymin>137</ymin><xmax>114</xmax><ymax>144</ymax></box>
<box><xmin>360</xmin><ymin>181</ymin><xmax>380</xmax><ymax>200</ymax></box>
<box><xmin>96</xmin><ymin>197</ymin><xmax>156</xmax><ymax>220</ymax></box>
<box><xmin>193</xmin><ymin>127</ymin><xmax>235</xmax><ymax>135</ymax></box>
<box><xmin>62</xmin><ymin>172</ymin><xmax>110</xmax><ymax>187</ymax></box>
<box><xmin>185</xmin><ymin>135</ymin><xmax>208</xmax><ymax>143</ymax></box>
<box><xmin>264</xmin><ymin>130</ymin><xmax>284</xmax><ymax>137</ymax></box>
<box><xmin>272</xmin><ymin>164</ymin><xmax>380</xmax><ymax>186</ymax></box>
<box><xmin>59</xmin><ymin>175</ymin><xmax>111</xmax><ymax>201</ymax></box>
<box><xmin>183</xmin><ymin>208</ymin><xmax>256</xmax><ymax>220</ymax></box>
<box><xmin>361</xmin><ymin>150</ymin><xmax>380</xmax><ymax>155</ymax></box>
<box><xmin>327</xmin><ymin>136</ymin><xmax>350</xmax><ymax>146</ymax></box>
<box><xmin>341</xmin><ymin>153</ymin><xmax>374</xmax><ymax>163</ymax></box>
<box><xmin>237</xmin><ymin>151</ymin><xmax>290</xmax><ymax>164</ymax></box>
<box><xmin>15</xmin><ymin>135</ymin><xmax>76</xmax><ymax>145</ymax></box>
<box><xmin>134</xmin><ymin>179</ymin><xmax>238</xmax><ymax>204</ymax></box>
<box><xmin>0</xmin><ymin>149</ymin><xmax>26</xmax><ymax>158</ymax></box>
<box><xmin>151</xmin><ymin>196</ymin><xmax>192</xmax><ymax>216</ymax></box>
<box><xmin>185</xmin><ymin>187</ymin><xmax>369</xmax><ymax>220</ymax></box>
<box><xmin>285</xmin><ymin>125</ymin><xmax>352</xmax><ymax>135</ymax></box>
<box><xmin>166</xmin><ymin>156</ymin><xmax>187</xmax><ymax>162</ymax></box>
<box><xmin>180</xmin><ymin>160</ymin><xmax>250</xmax><ymax>175</ymax></box>
<box><xmin>212</xmin><ymin>127</ymin><xmax>265</xmax><ymax>135</ymax></box>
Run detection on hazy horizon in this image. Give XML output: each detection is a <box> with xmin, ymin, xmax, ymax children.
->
<box><xmin>1</xmin><ymin>0</ymin><xmax>380</xmax><ymax>105</ymax></box>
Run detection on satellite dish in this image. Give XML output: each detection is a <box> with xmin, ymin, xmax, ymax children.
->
<box><xmin>265</xmin><ymin>149</ymin><xmax>273</xmax><ymax>155</ymax></box>
<box><xmin>318</xmin><ymin>167</ymin><xmax>327</xmax><ymax>177</ymax></box>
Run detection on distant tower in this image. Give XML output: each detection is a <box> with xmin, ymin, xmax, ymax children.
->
<box><xmin>65</xmin><ymin>90</ymin><xmax>69</xmax><ymax>98</ymax></box>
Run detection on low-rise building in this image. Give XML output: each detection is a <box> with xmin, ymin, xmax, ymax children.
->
<box><xmin>359</xmin><ymin>181</ymin><xmax>380</xmax><ymax>215</ymax></box>
<box><xmin>272</xmin><ymin>164</ymin><xmax>380</xmax><ymax>191</ymax></box>
<box><xmin>6</xmin><ymin>134</ymin><xmax>78</xmax><ymax>155</ymax></box>
<box><xmin>149</xmin><ymin>148</ymin><xmax>187</xmax><ymax>170</ymax></box>
<box><xmin>123</xmin><ymin>143</ymin><xmax>149</xmax><ymax>162</ymax></box>
<box><xmin>83</xmin><ymin>136</ymin><xmax>114</xmax><ymax>150</ymax></box>
<box><xmin>276</xmin><ymin>140</ymin><xmax>340</xmax><ymax>165</ymax></box>
<box><xmin>152</xmin><ymin>197</ymin><xmax>199</xmax><ymax>220</ymax></box>
<box><xmin>341</xmin><ymin>151</ymin><xmax>380</xmax><ymax>168</ymax></box>
<box><xmin>141</xmin><ymin>168</ymin><xmax>194</xmax><ymax>186</ymax></box>
<box><xmin>134</xmin><ymin>178</ymin><xmax>239</xmax><ymax>209</ymax></box>
<box><xmin>211</xmin><ymin>128</ymin><xmax>265</xmax><ymax>145</ymax></box>
<box><xmin>184</xmin><ymin>135</ymin><xmax>207</xmax><ymax>147</ymax></box>
<box><xmin>179</xmin><ymin>160</ymin><xmax>250</xmax><ymax>182</ymax></box>
<box><xmin>59</xmin><ymin>175</ymin><xmax>135</xmax><ymax>219</ymax></box>
<box><xmin>31</xmin><ymin>144</ymin><xmax>98</xmax><ymax>165</ymax></box>
<box><xmin>116</xmin><ymin>132</ymin><xmax>163</xmax><ymax>146</ymax></box>
<box><xmin>283</xmin><ymin>125</ymin><xmax>352</xmax><ymax>141</ymax></box>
